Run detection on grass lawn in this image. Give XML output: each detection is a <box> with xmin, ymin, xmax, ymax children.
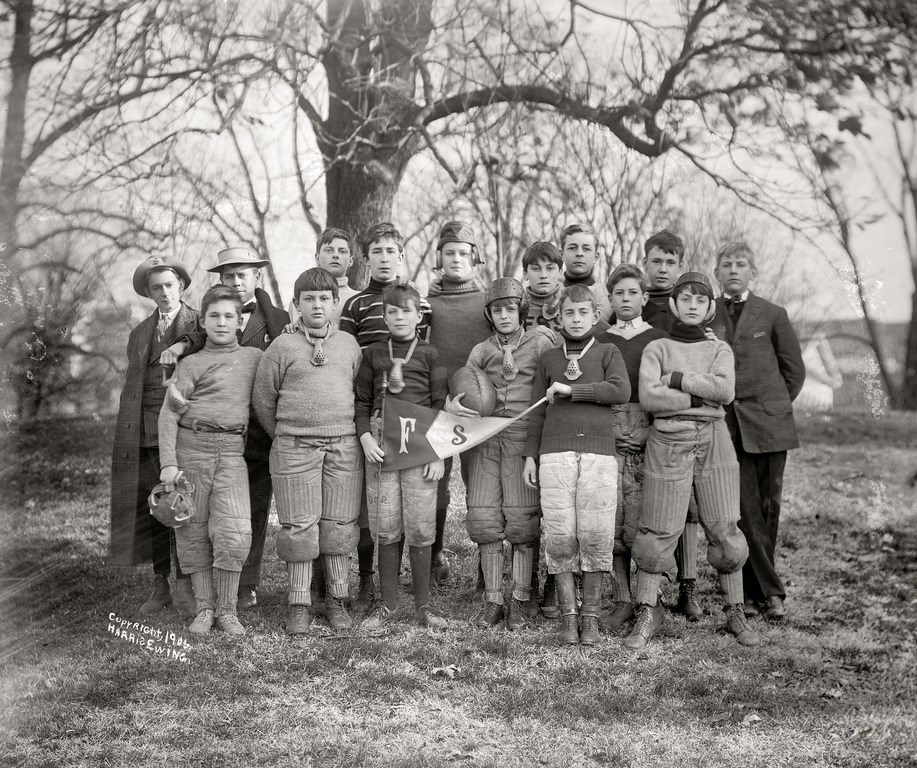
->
<box><xmin>1</xmin><ymin>411</ymin><xmax>915</xmax><ymax>767</ymax></box>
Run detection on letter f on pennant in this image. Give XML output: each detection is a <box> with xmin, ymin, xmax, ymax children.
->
<box><xmin>398</xmin><ymin>417</ymin><xmax>417</xmax><ymax>454</ymax></box>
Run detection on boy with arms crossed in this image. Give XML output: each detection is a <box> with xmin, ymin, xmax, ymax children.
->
<box><xmin>158</xmin><ymin>285</ymin><xmax>262</xmax><ymax>635</ymax></box>
<box><xmin>523</xmin><ymin>284</ymin><xmax>631</xmax><ymax>646</ymax></box>
<box><xmin>627</xmin><ymin>272</ymin><xmax>760</xmax><ymax>649</ymax></box>
<box><xmin>456</xmin><ymin>278</ymin><xmax>556</xmax><ymax>629</ymax></box>
<box><xmin>340</xmin><ymin>223</ymin><xmax>432</xmax><ymax>611</ymax></box>
<box><xmin>711</xmin><ymin>242</ymin><xmax>805</xmax><ymax>620</ymax></box>
<box><xmin>355</xmin><ymin>284</ymin><xmax>448</xmax><ymax>631</ymax></box>
<box><xmin>253</xmin><ymin>268</ymin><xmax>363</xmax><ymax>634</ymax></box>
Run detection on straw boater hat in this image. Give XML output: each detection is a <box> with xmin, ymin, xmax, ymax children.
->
<box><xmin>206</xmin><ymin>246</ymin><xmax>270</xmax><ymax>273</ymax></box>
<box><xmin>132</xmin><ymin>255</ymin><xmax>192</xmax><ymax>297</ymax></box>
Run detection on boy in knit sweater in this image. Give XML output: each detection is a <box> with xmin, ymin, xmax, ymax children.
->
<box><xmin>252</xmin><ymin>268</ymin><xmax>364</xmax><ymax>635</ymax></box>
<box><xmin>626</xmin><ymin>271</ymin><xmax>760</xmax><ymax>649</ymax></box>
<box><xmin>158</xmin><ymin>285</ymin><xmax>263</xmax><ymax>636</ymax></box>
<box><xmin>340</xmin><ymin>222</ymin><xmax>432</xmax><ymax>611</ymax></box>
<box><xmin>560</xmin><ymin>223</ymin><xmax>611</xmax><ymax>323</ymax></box>
<box><xmin>600</xmin><ymin>264</ymin><xmax>669</xmax><ymax>630</ymax></box>
<box><xmin>457</xmin><ymin>278</ymin><xmax>556</xmax><ymax>630</ymax></box>
<box><xmin>426</xmin><ymin>221</ymin><xmax>492</xmax><ymax>585</ymax></box>
<box><xmin>522</xmin><ymin>241</ymin><xmax>564</xmax><ymax>332</ymax></box>
<box><xmin>356</xmin><ymin>284</ymin><xmax>449</xmax><ymax>631</ymax></box>
<box><xmin>523</xmin><ymin>284</ymin><xmax>631</xmax><ymax>646</ymax></box>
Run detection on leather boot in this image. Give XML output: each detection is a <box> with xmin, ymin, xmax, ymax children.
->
<box><xmin>675</xmin><ymin>578</ymin><xmax>702</xmax><ymax>622</ymax></box>
<box><xmin>556</xmin><ymin>572</ymin><xmax>579</xmax><ymax>645</ymax></box>
<box><xmin>579</xmin><ymin>571</ymin><xmax>603</xmax><ymax>646</ymax></box>
<box><xmin>352</xmin><ymin>573</ymin><xmax>376</xmax><ymax>614</ymax></box>
<box><xmin>172</xmin><ymin>577</ymin><xmax>197</xmax><ymax>620</ymax></box>
<box><xmin>540</xmin><ymin>574</ymin><xmax>560</xmax><ymax>619</ymax></box>
<box><xmin>139</xmin><ymin>574</ymin><xmax>171</xmax><ymax>615</ymax></box>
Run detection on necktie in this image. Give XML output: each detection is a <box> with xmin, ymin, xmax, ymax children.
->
<box><xmin>563</xmin><ymin>337</ymin><xmax>595</xmax><ymax>381</ymax></box>
<box><xmin>499</xmin><ymin>330</ymin><xmax>523</xmax><ymax>381</ymax></box>
<box><xmin>726</xmin><ymin>296</ymin><xmax>744</xmax><ymax>318</ymax></box>
<box><xmin>387</xmin><ymin>336</ymin><xmax>418</xmax><ymax>394</ymax></box>
<box><xmin>242</xmin><ymin>303</ymin><xmax>256</xmax><ymax>314</ymax></box>
<box><xmin>310</xmin><ymin>335</ymin><xmax>327</xmax><ymax>366</ymax></box>
<box><xmin>156</xmin><ymin>314</ymin><xmax>171</xmax><ymax>341</ymax></box>
<box><xmin>305</xmin><ymin>323</ymin><xmax>331</xmax><ymax>366</ymax></box>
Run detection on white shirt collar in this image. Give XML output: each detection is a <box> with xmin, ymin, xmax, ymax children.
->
<box><xmin>723</xmin><ymin>290</ymin><xmax>750</xmax><ymax>302</ymax></box>
<box><xmin>159</xmin><ymin>307</ymin><xmax>180</xmax><ymax>322</ymax></box>
<box><xmin>615</xmin><ymin>316</ymin><xmax>647</xmax><ymax>332</ymax></box>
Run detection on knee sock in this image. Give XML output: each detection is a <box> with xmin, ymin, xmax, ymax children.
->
<box><xmin>634</xmin><ymin>569</ymin><xmax>662</xmax><ymax>607</ymax></box>
<box><xmin>214</xmin><ymin>568</ymin><xmax>241</xmax><ymax>617</ymax></box>
<box><xmin>433</xmin><ymin>506</ymin><xmax>447</xmax><ymax>557</ymax></box>
<box><xmin>512</xmin><ymin>543</ymin><xmax>534</xmax><ymax>602</ymax></box>
<box><xmin>323</xmin><ymin>554</ymin><xmax>350</xmax><ymax>599</ymax></box>
<box><xmin>377</xmin><ymin>542</ymin><xmax>401</xmax><ymax>611</ymax></box>
<box><xmin>555</xmin><ymin>571</ymin><xmax>577</xmax><ymax>614</ymax></box>
<box><xmin>479</xmin><ymin>541</ymin><xmax>504</xmax><ymax>605</ymax></box>
<box><xmin>719</xmin><ymin>569</ymin><xmax>743</xmax><ymax>605</ymax></box>
<box><xmin>409</xmin><ymin>545</ymin><xmax>433</xmax><ymax>610</ymax></box>
<box><xmin>190</xmin><ymin>569</ymin><xmax>214</xmax><ymax>612</ymax></box>
<box><xmin>288</xmin><ymin>561</ymin><xmax>312</xmax><ymax>606</ymax></box>
<box><xmin>358</xmin><ymin>526</ymin><xmax>375</xmax><ymax>576</ymax></box>
<box><xmin>613</xmin><ymin>553</ymin><xmax>632</xmax><ymax>602</ymax></box>
<box><xmin>678</xmin><ymin>522</ymin><xmax>699</xmax><ymax>581</ymax></box>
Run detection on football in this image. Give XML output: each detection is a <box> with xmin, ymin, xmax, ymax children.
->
<box><xmin>449</xmin><ymin>366</ymin><xmax>497</xmax><ymax>417</ymax></box>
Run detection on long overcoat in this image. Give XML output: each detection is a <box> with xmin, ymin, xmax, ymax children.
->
<box><xmin>109</xmin><ymin>302</ymin><xmax>199</xmax><ymax>564</ymax></box>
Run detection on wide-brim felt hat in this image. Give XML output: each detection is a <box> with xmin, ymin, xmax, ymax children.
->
<box><xmin>206</xmin><ymin>246</ymin><xmax>270</xmax><ymax>273</ymax></box>
<box><xmin>133</xmin><ymin>256</ymin><xmax>192</xmax><ymax>297</ymax></box>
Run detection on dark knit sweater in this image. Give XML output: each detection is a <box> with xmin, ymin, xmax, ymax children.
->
<box><xmin>524</xmin><ymin>337</ymin><xmax>631</xmax><ymax>458</ymax></box>
<box><xmin>339</xmin><ymin>278</ymin><xmax>432</xmax><ymax>349</ymax></box>
<box><xmin>354</xmin><ymin>336</ymin><xmax>448</xmax><ymax>436</ymax></box>
<box><xmin>602</xmin><ymin>326</ymin><xmax>670</xmax><ymax>403</ymax></box>
<box><xmin>643</xmin><ymin>289</ymin><xmax>674</xmax><ymax>333</ymax></box>
<box><xmin>427</xmin><ymin>278</ymin><xmax>491</xmax><ymax>377</ymax></box>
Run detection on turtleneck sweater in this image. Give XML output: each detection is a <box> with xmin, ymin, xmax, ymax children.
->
<box><xmin>564</xmin><ymin>270</ymin><xmax>612</xmax><ymax>322</ymax></box>
<box><xmin>427</xmin><ymin>276</ymin><xmax>491</xmax><ymax>376</ymax></box>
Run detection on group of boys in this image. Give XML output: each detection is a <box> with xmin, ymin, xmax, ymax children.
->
<box><xmin>111</xmin><ymin>220</ymin><xmax>804</xmax><ymax>648</ymax></box>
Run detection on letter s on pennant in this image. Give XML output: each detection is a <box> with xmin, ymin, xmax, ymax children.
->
<box><xmin>451</xmin><ymin>425</ymin><xmax>467</xmax><ymax>446</ymax></box>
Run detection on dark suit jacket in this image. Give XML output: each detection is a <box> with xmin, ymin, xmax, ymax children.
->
<box><xmin>109</xmin><ymin>302</ymin><xmax>199</xmax><ymax>564</ymax></box>
<box><xmin>181</xmin><ymin>287</ymin><xmax>289</xmax><ymax>462</ymax></box>
<box><xmin>710</xmin><ymin>293</ymin><xmax>805</xmax><ymax>454</ymax></box>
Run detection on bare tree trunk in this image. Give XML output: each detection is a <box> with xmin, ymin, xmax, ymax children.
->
<box><xmin>899</xmin><ymin>288</ymin><xmax>917</xmax><ymax>409</ymax></box>
<box><xmin>0</xmin><ymin>0</ymin><xmax>34</xmax><ymax>250</ymax></box>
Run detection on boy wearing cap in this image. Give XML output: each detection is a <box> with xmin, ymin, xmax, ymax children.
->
<box><xmin>626</xmin><ymin>271</ymin><xmax>760</xmax><ymax>649</ymax></box>
<box><xmin>426</xmin><ymin>221</ymin><xmax>492</xmax><ymax>584</ymax></box>
<box><xmin>110</xmin><ymin>255</ymin><xmax>199</xmax><ymax>616</ymax></box>
<box><xmin>253</xmin><ymin>268</ymin><xmax>363</xmax><ymax>634</ymax></box>
<box><xmin>339</xmin><ymin>222</ymin><xmax>432</xmax><ymax>612</ymax></box>
<box><xmin>523</xmin><ymin>284</ymin><xmax>631</xmax><ymax>646</ymax></box>
<box><xmin>561</xmin><ymin>224</ymin><xmax>611</xmax><ymax>323</ymax></box>
<box><xmin>711</xmin><ymin>242</ymin><xmax>805</xmax><ymax>621</ymax></box>
<box><xmin>456</xmin><ymin>278</ymin><xmax>556</xmax><ymax>629</ymax></box>
<box><xmin>288</xmin><ymin>227</ymin><xmax>358</xmax><ymax>326</ymax></box>
<box><xmin>158</xmin><ymin>284</ymin><xmax>263</xmax><ymax>635</ymax></box>
<box><xmin>178</xmin><ymin>246</ymin><xmax>289</xmax><ymax>610</ymax></box>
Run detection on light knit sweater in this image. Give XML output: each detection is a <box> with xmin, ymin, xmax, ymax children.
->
<box><xmin>251</xmin><ymin>325</ymin><xmax>362</xmax><ymax>438</ymax></box>
<box><xmin>638</xmin><ymin>336</ymin><xmax>735</xmax><ymax>419</ymax></box>
<box><xmin>466</xmin><ymin>326</ymin><xmax>556</xmax><ymax>420</ymax></box>
<box><xmin>158</xmin><ymin>340</ymin><xmax>263</xmax><ymax>468</ymax></box>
